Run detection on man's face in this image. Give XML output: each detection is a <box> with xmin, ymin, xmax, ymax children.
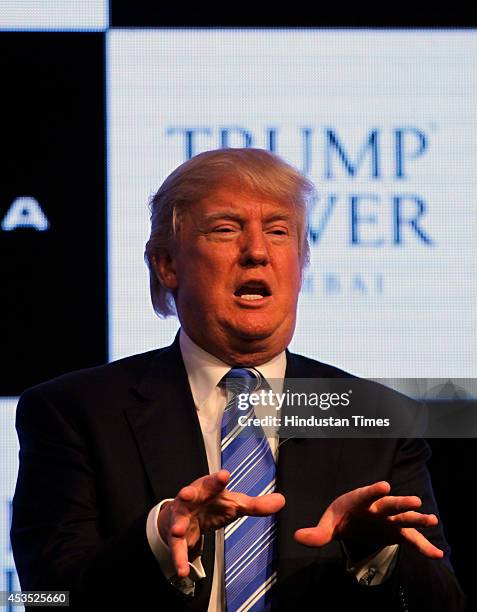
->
<box><xmin>156</xmin><ymin>185</ymin><xmax>303</xmax><ymax>365</ymax></box>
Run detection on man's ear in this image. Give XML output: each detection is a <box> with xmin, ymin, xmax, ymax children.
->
<box><xmin>152</xmin><ymin>251</ymin><xmax>178</xmax><ymax>290</ymax></box>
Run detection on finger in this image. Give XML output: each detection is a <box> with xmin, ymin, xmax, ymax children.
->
<box><xmin>178</xmin><ymin>470</ymin><xmax>230</xmax><ymax>506</ymax></box>
<box><xmin>169</xmin><ymin>512</ymin><xmax>191</xmax><ymax>538</ymax></box>
<box><xmin>401</xmin><ymin>527</ymin><xmax>444</xmax><ymax>559</ymax></box>
<box><xmin>388</xmin><ymin>511</ymin><xmax>438</xmax><ymax>528</ymax></box>
<box><xmin>238</xmin><ymin>492</ymin><xmax>286</xmax><ymax>516</ymax></box>
<box><xmin>294</xmin><ymin>525</ymin><xmax>332</xmax><ymax>547</ymax></box>
<box><xmin>294</xmin><ymin>484</ymin><xmax>385</xmax><ymax>548</ymax></box>
<box><xmin>352</xmin><ymin>481</ymin><xmax>392</xmax><ymax>509</ymax></box>
<box><xmin>169</xmin><ymin>534</ymin><xmax>191</xmax><ymax>577</ymax></box>
<box><xmin>371</xmin><ymin>495</ymin><xmax>422</xmax><ymax>516</ymax></box>
<box><xmin>294</xmin><ymin>481</ymin><xmax>391</xmax><ymax>548</ymax></box>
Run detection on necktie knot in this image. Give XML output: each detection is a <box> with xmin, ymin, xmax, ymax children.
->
<box><xmin>220</xmin><ymin>367</ymin><xmax>263</xmax><ymax>398</ymax></box>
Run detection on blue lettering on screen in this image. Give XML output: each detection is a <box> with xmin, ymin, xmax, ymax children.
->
<box><xmin>166</xmin><ymin>125</ymin><xmax>435</xmax><ymax>251</ymax></box>
<box><xmin>395</xmin><ymin>128</ymin><xmax>428</xmax><ymax>179</ymax></box>
<box><xmin>308</xmin><ymin>194</ymin><xmax>433</xmax><ymax>246</ymax></box>
<box><xmin>325</xmin><ymin>129</ymin><xmax>380</xmax><ymax>179</ymax></box>
<box><xmin>166</xmin><ymin>126</ymin><xmax>430</xmax><ymax>180</ymax></box>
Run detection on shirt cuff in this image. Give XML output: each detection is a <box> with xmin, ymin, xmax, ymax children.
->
<box><xmin>346</xmin><ymin>544</ymin><xmax>399</xmax><ymax>586</ymax></box>
<box><xmin>146</xmin><ymin>499</ymin><xmax>206</xmax><ymax>595</ymax></box>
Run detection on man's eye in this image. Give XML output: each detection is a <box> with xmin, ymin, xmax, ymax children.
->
<box><xmin>269</xmin><ymin>227</ymin><xmax>288</xmax><ymax>236</ymax></box>
<box><xmin>214</xmin><ymin>226</ymin><xmax>235</xmax><ymax>232</ymax></box>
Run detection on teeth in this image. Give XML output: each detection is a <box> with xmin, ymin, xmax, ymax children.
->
<box><xmin>241</xmin><ymin>294</ymin><xmax>264</xmax><ymax>301</ymax></box>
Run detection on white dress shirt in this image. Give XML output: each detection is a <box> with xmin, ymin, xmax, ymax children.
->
<box><xmin>146</xmin><ymin>330</ymin><xmax>398</xmax><ymax>610</ymax></box>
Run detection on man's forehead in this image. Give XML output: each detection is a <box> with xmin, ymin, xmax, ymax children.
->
<box><xmin>196</xmin><ymin>187</ymin><xmax>295</xmax><ymax>218</ymax></box>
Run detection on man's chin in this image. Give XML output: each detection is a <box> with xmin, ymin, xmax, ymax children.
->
<box><xmin>227</xmin><ymin>323</ymin><xmax>293</xmax><ymax>356</ymax></box>
<box><xmin>201</xmin><ymin>318</ymin><xmax>295</xmax><ymax>365</ymax></box>
<box><xmin>228</xmin><ymin>321</ymin><xmax>276</xmax><ymax>342</ymax></box>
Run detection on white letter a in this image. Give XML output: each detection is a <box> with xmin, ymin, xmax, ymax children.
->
<box><xmin>2</xmin><ymin>196</ymin><xmax>50</xmax><ymax>231</ymax></box>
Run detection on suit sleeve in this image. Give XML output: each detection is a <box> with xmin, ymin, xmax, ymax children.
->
<box><xmin>387</xmin><ymin>437</ymin><xmax>465</xmax><ymax>611</ymax></box>
<box><xmin>348</xmin><ymin>437</ymin><xmax>466</xmax><ymax>612</ymax></box>
<box><xmin>10</xmin><ymin>386</ymin><xmax>196</xmax><ymax>611</ymax></box>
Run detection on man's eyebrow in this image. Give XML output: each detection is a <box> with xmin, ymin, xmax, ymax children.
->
<box><xmin>202</xmin><ymin>210</ymin><xmax>244</xmax><ymax>222</ymax></box>
<box><xmin>201</xmin><ymin>210</ymin><xmax>294</xmax><ymax>223</ymax></box>
<box><xmin>262</xmin><ymin>211</ymin><xmax>294</xmax><ymax>223</ymax></box>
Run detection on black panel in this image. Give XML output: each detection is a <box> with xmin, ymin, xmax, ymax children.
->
<box><xmin>428</xmin><ymin>438</ymin><xmax>476</xmax><ymax>610</ymax></box>
<box><xmin>0</xmin><ymin>33</ymin><xmax>106</xmax><ymax>395</ymax></box>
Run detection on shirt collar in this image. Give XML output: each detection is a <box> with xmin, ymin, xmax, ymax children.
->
<box><xmin>179</xmin><ymin>328</ymin><xmax>287</xmax><ymax>410</ymax></box>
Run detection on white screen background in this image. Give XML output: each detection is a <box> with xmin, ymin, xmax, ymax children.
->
<box><xmin>108</xmin><ymin>29</ymin><xmax>477</xmax><ymax>377</ymax></box>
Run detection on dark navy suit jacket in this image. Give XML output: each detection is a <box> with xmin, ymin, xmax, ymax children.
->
<box><xmin>11</xmin><ymin>338</ymin><xmax>465</xmax><ymax>610</ymax></box>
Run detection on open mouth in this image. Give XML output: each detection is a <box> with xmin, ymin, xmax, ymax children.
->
<box><xmin>234</xmin><ymin>281</ymin><xmax>271</xmax><ymax>301</ymax></box>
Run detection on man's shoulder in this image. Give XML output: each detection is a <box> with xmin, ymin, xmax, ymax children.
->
<box><xmin>286</xmin><ymin>350</ymin><xmax>355</xmax><ymax>379</ymax></box>
<box><xmin>20</xmin><ymin>345</ymin><xmax>173</xmax><ymax>403</ymax></box>
<box><xmin>14</xmin><ymin>344</ymin><xmax>184</xmax><ymax>442</ymax></box>
<box><xmin>287</xmin><ymin>351</ymin><xmax>423</xmax><ymax>438</ymax></box>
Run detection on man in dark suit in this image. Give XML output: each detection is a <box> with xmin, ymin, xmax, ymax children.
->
<box><xmin>11</xmin><ymin>148</ymin><xmax>464</xmax><ymax>610</ymax></box>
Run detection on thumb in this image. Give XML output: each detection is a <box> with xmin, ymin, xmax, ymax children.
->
<box><xmin>294</xmin><ymin>511</ymin><xmax>336</xmax><ymax>547</ymax></box>
<box><xmin>180</xmin><ymin>470</ymin><xmax>230</xmax><ymax>506</ymax></box>
<box><xmin>245</xmin><ymin>492</ymin><xmax>286</xmax><ymax>516</ymax></box>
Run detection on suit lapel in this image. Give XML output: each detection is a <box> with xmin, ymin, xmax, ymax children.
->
<box><xmin>124</xmin><ymin>337</ymin><xmax>215</xmax><ymax>607</ymax></box>
<box><xmin>124</xmin><ymin>336</ymin><xmax>210</xmax><ymax>502</ymax></box>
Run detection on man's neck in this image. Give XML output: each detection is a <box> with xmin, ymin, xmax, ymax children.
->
<box><xmin>179</xmin><ymin>328</ymin><xmax>286</xmax><ymax>374</ymax></box>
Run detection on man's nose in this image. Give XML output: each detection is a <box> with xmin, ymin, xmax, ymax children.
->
<box><xmin>239</xmin><ymin>226</ymin><xmax>270</xmax><ymax>266</ymax></box>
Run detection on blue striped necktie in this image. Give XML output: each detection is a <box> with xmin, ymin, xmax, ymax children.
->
<box><xmin>220</xmin><ymin>368</ymin><xmax>277</xmax><ymax>612</ymax></box>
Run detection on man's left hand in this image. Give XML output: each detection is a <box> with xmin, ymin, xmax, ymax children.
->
<box><xmin>294</xmin><ymin>481</ymin><xmax>444</xmax><ymax>562</ymax></box>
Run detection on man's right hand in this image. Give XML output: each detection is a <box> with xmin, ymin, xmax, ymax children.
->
<box><xmin>158</xmin><ymin>469</ymin><xmax>285</xmax><ymax>577</ymax></box>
